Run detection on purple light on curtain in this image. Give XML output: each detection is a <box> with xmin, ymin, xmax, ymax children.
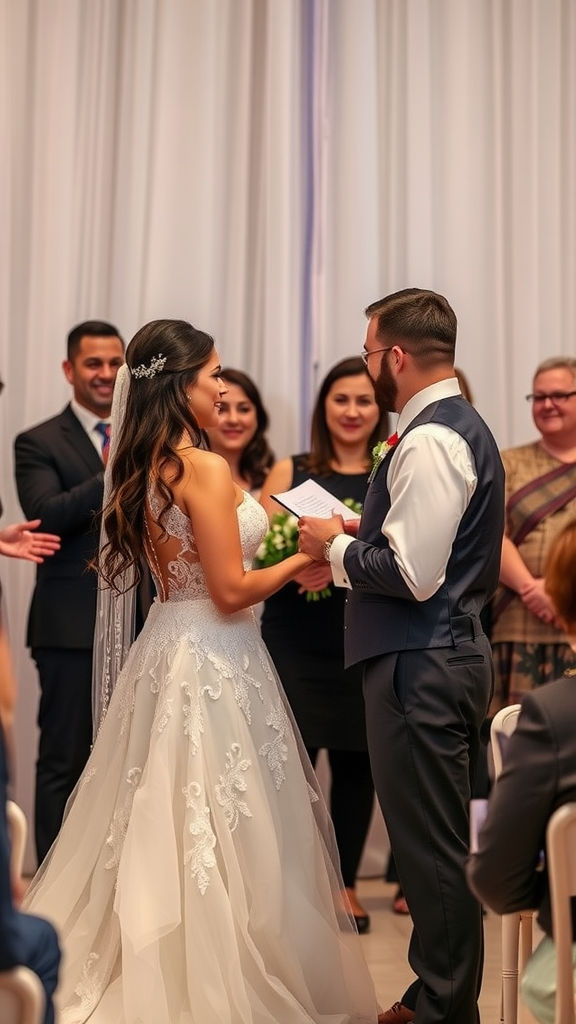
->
<box><xmin>300</xmin><ymin>0</ymin><xmax>317</xmax><ymax>449</ymax></box>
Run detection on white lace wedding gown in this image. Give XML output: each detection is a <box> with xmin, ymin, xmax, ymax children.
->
<box><xmin>23</xmin><ymin>491</ymin><xmax>378</xmax><ymax>1024</ymax></box>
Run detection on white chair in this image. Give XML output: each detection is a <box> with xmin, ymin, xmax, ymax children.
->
<box><xmin>0</xmin><ymin>801</ymin><xmax>46</xmax><ymax>1024</ymax></box>
<box><xmin>491</xmin><ymin>703</ymin><xmax>522</xmax><ymax>779</ymax></box>
<box><xmin>546</xmin><ymin>802</ymin><xmax>576</xmax><ymax>1024</ymax></box>
<box><xmin>6</xmin><ymin>801</ymin><xmax>27</xmax><ymax>878</ymax></box>
<box><xmin>0</xmin><ymin>968</ymin><xmax>45</xmax><ymax>1024</ymax></box>
<box><xmin>490</xmin><ymin>705</ymin><xmax>536</xmax><ymax>1024</ymax></box>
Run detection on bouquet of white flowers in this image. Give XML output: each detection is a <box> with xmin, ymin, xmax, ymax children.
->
<box><xmin>254</xmin><ymin>499</ymin><xmax>362</xmax><ymax>601</ymax></box>
<box><xmin>254</xmin><ymin>512</ymin><xmax>299</xmax><ymax>568</ymax></box>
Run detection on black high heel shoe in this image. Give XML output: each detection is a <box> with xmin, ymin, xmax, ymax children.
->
<box><xmin>353</xmin><ymin>910</ymin><xmax>371</xmax><ymax>934</ymax></box>
<box><xmin>345</xmin><ymin>887</ymin><xmax>371</xmax><ymax>934</ymax></box>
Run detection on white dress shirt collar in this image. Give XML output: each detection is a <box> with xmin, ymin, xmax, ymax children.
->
<box><xmin>71</xmin><ymin>399</ymin><xmax>110</xmax><ymax>454</ymax></box>
<box><xmin>396</xmin><ymin>377</ymin><xmax>461</xmax><ymax>437</ymax></box>
<box><xmin>70</xmin><ymin>398</ymin><xmax>108</xmax><ymax>433</ymax></box>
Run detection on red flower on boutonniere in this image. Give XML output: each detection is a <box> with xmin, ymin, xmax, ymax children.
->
<box><xmin>368</xmin><ymin>431</ymin><xmax>399</xmax><ymax>483</ymax></box>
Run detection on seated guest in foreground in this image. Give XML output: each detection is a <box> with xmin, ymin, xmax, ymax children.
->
<box><xmin>0</xmin><ymin>514</ymin><xmax>61</xmax><ymax>1023</ymax></box>
<box><xmin>0</xmin><ymin>725</ymin><xmax>60</xmax><ymax>1024</ymax></box>
<box><xmin>467</xmin><ymin>518</ymin><xmax>576</xmax><ymax>1024</ymax></box>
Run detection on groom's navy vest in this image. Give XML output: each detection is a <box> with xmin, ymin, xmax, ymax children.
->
<box><xmin>343</xmin><ymin>396</ymin><xmax>504</xmax><ymax>668</ymax></box>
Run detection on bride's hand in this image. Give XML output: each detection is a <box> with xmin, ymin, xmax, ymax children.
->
<box><xmin>294</xmin><ymin>562</ymin><xmax>333</xmax><ymax>594</ymax></box>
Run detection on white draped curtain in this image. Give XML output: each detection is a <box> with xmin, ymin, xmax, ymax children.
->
<box><xmin>0</xmin><ymin>0</ymin><xmax>575</xmax><ymax>866</ymax></box>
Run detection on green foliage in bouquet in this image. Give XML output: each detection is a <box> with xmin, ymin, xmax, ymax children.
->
<box><xmin>254</xmin><ymin>512</ymin><xmax>300</xmax><ymax>568</ymax></box>
<box><xmin>254</xmin><ymin>498</ymin><xmax>362</xmax><ymax>601</ymax></box>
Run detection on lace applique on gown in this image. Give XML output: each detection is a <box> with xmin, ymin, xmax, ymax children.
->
<box><xmin>23</xmin><ymin>491</ymin><xmax>378</xmax><ymax>1024</ymax></box>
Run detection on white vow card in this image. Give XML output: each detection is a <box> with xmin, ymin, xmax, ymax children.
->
<box><xmin>271</xmin><ymin>479</ymin><xmax>361</xmax><ymax>520</ymax></box>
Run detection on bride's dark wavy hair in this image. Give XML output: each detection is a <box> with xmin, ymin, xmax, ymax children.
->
<box><xmin>100</xmin><ymin>319</ymin><xmax>215</xmax><ymax>591</ymax></box>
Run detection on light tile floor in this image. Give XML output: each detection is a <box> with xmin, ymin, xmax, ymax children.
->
<box><xmin>357</xmin><ymin>878</ymin><xmax>537</xmax><ymax>1022</ymax></box>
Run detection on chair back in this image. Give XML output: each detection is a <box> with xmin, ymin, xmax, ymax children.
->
<box><xmin>0</xmin><ymin>803</ymin><xmax>45</xmax><ymax>1024</ymax></box>
<box><xmin>6</xmin><ymin>801</ymin><xmax>27</xmax><ymax>881</ymax></box>
<box><xmin>546</xmin><ymin>802</ymin><xmax>576</xmax><ymax>1024</ymax></box>
<box><xmin>490</xmin><ymin>704</ymin><xmax>522</xmax><ymax>780</ymax></box>
<box><xmin>0</xmin><ymin>967</ymin><xmax>45</xmax><ymax>1024</ymax></box>
<box><xmin>490</xmin><ymin>703</ymin><xmax>535</xmax><ymax>1024</ymax></box>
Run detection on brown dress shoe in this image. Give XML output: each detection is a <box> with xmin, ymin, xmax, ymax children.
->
<box><xmin>377</xmin><ymin>1002</ymin><xmax>415</xmax><ymax>1023</ymax></box>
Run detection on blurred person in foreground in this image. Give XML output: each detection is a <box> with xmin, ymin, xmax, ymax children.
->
<box><xmin>0</xmin><ymin>497</ymin><xmax>61</xmax><ymax>1023</ymax></box>
<box><xmin>468</xmin><ymin>516</ymin><xmax>576</xmax><ymax>1024</ymax></box>
<box><xmin>0</xmin><ymin>715</ymin><xmax>60</xmax><ymax>1024</ymax></box>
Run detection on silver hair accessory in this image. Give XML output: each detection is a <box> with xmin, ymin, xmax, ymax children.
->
<box><xmin>130</xmin><ymin>353</ymin><xmax>167</xmax><ymax>379</ymax></box>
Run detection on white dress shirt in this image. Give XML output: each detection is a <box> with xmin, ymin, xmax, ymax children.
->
<box><xmin>330</xmin><ymin>378</ymin><xmax>478</xmax><ymax>600</ymax></box>
<box><xmin>71</xmin><ymin>399</ymin><xmax>110</xmax><ymax>457</ymax></box>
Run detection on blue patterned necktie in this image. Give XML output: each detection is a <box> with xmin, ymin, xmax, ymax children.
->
<box><xmin>95</xmin><ymin>421</ymin><xmax>111</xmax><ymax>458</ymax></box>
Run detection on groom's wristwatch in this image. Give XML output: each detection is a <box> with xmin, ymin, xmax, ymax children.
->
<box><xmin>323</xmin><ymin>534</ymin><xmax>339</xmax><ymax>562</ymax></box>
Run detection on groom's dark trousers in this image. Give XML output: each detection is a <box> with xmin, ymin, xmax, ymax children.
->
<box><xmin>343</xmin><ymin>396</ymin><xmax>504</xmax><ymax>1023</ymax></box>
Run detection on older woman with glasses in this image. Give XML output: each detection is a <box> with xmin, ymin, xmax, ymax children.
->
<box><xmin>490</xmin><ymin>356</ymin><xmax>576</xmax><ymax>710</ymax></box>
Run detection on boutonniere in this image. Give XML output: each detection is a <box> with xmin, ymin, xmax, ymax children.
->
<box><xmin>368</xmin><ymin>432</ymin><xmax>399</xmax><ymax>483</ymax></box>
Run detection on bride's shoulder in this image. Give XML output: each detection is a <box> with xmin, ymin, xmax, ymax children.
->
<box><xmin>177</xmin><ymin>445</ymin><xmax>227</xmax><ymax>476</ymax></box>
<box><xmin>176</xmin><ymin>447</ymin><xmax>235</xmax><ymax>498</ymax></box>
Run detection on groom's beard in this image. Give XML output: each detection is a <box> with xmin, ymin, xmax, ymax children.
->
<box><xmin>373</xmin><ymin>357</ymin><xmax>398</xmax><ymax>414</ymax></box>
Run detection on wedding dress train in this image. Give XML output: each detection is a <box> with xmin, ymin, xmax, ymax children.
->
<box><xmin>23</xmin><ymin>491</ymin><xmax>377</xmax><ymax>1023</ymax></box>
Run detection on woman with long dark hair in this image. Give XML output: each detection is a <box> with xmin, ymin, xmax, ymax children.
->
<box><xmin>23</xmin><ymin>321</ymin><xmax>378</xmax><ymax>1024</ymax></box>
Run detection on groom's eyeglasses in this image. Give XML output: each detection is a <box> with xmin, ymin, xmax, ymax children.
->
<box><xmin>361</xmin><ymin>347</ymin><xmax>392</xmax><ymax>366</ymax></box>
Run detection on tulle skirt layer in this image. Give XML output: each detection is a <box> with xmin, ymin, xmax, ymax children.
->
<box><xmin>24</xmin><ymin>597</ymin><xmax>378</xmax><ymax>1024</ymax></box>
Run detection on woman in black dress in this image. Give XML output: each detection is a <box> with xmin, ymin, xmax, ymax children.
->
<box><xmin>260</xmin><ymin>357</ymin><xmax>387</xmax><ymax>931</ymax></box>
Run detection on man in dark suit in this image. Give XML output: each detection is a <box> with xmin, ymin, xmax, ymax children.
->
<box><xmin>0</xmin><ymin>724</ymin><xmax>60</xmax><ymax>1024</ymax></box>
<box><xmin>14</xmin><ymin>320</ymin><xmax>125</xmax><ymax>864</ymax></box>
<box><xmin>299</xmin><ymin>288</ymin><xmax>505</xmax><ymax>1024</ymax></box>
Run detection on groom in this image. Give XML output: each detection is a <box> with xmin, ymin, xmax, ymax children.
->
<box><xmin>299</xmin><ymin>288</ymin><xmax>504</xmax><ymax>1024</ymax></box>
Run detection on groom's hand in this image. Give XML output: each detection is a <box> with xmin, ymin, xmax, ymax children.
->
<box><xmin>298</xmin><ymin>514</ymin><xmax>343</xmax><ymax>561</ymax></box>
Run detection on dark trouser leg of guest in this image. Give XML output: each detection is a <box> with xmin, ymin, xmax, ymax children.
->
<box><xmin>326</xmin><ymin>748</ymin><xmax>374</xmax><ymax>888</ymax></box>
<box><xmin>364</xmin><ymin>641</ymin><xmax>491</xmax><ymax>1024</ymax></box>
<box><xmin>307</xmin><ymin>745</ymin><xmax>374</xmax><ymax>932</ymax></box>
<box><xmin>387</xmin><ymin>852</ymin><xmax>410</xmax><ymax>914</ymax></box>
<box><xmin>386</xmin><ymin>851</ymin><xmax>399</xmax><ymax>883</ymax></box>
<box><xmin>16</xmin><ymin>913</ymin><xmax>61</xmax><ymax>1024</ymax></box>
<box><xmin>33</xmin><ymin>648</ymin><xmax>93</xmax><ymax>865</ymax></box>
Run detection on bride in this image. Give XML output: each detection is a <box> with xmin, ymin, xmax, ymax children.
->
<box><xmin>23</xmin><ymin>319</ymin><xmax>379</xmax><ymax>1024</ymax></box>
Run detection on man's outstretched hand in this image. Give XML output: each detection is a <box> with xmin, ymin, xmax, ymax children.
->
<box><xmin>0</xmin><ymin>520</ymin><xmax>61</xmax><ymax>563</ymax></box>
